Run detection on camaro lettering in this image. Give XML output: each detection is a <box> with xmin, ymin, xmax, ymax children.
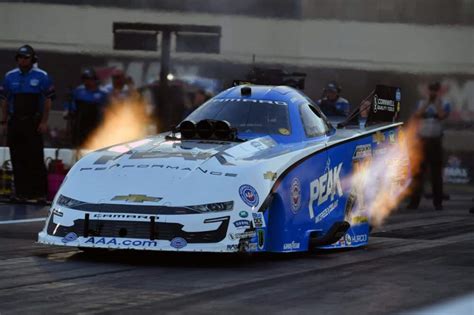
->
<box><xmin>309</xmin><ymin>163</ymin><xmax>343</xmax><ymax>219</ymax></box>
<box><xmin>93</xmin><ymin>214</ymin><xmax>152</xmax><ymax>220</ymax></box>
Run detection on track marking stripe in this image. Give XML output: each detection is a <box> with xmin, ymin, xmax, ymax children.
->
<box><xmin>0</xmin><ymin>218</ymin><xmax>46</xmax><ymax>225</ymax></box>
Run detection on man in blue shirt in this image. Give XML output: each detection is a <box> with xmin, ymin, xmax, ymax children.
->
<box><xmin>407</xmin><ymin>82</ymin><xmax>450</xmax><ymax>211</ymax></box>
<box><xmin>0</xmin><ymin>45</ymin><xmax>55</xmax><ymax>202</ymax></box>
<box><xmin>70</xmin><ymin>68</ymin><xmax>108</xmax><ymax>147</ymax></box>
<box><xmin>317</xmin><ymin>82</ymin><xmax>351</xmax><ymax>118</ymax></box>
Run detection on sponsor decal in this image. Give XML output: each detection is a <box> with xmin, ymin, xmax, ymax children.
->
<box><xmin>257</xmin><ymin>229</ymin><xmax>265</xmax><ymax>249</ymax></box>
<box><xmin>52</xmin><ymin>208</ymin><xmax>63</xmax><ymax>217</ymax></box>
<box><xmin>333</xmin><ymin>236</ymin><xmax>346</xmax><ymax>247</ymax></box>
<box><xmin>226</xmin><ymin>244</ymin><xmax>239</xmax><ymax>251</ymax></box>
<box><xmin>233</xmin><ymin>220</ymin><xmax>251</xmax><ymax>229</ymax></box>
<box><xmin>30</xmin><ymin>79</ymin><xmax>39</xmax><ymax>86</ymax></box>
<box><xmin>252</xmin><ymin>212</ymin><xmax>266</xmax><ymax>228</ymax></box>
<box><xmin>345</xmin><ymin>234</ymin><xmax>352</xmax><ymax>245</ymax></box>
<box><xmin>373</xmin><ymin>95</ymin><xmax>395</xmax><ymax>113</ymax></box>
<box><xmin>315</xmin><ymin>200</ymin><xmax>338</xmax><ymax>223</ymax></box>
<box><xmin>80</xmin><ymin>164</ymin><xmax>237</xmax><ymax>177</ymax></box>
<box><xmin>239</xmin><ymin>211</ymin><xmax>249</xmax><ymax>218</ymax></box>
<box><xmin>279</xmin><ymin>128</ymin><xmax>290</xmax><ymax>135</ymax></box>
<box><xmin>263</xmin><ymin>171</ymin><xmax>277</xmax><ymax>181</ymax></box>
<box><xmin>372</xmin><ymin>131</ymin><xmax>385</xmax><ymax>144</ymax></box>
<box><xmin>249</xmin><ymin>243</ymin><xmax>257</xmax><ymax>251</ymax></box>
<box><xmin>352</xmin><ymin>234</ymin><xmax>368</xmax><ymax>243</ymax></box>
<box><xmin>444</xmin><ymin>155</ymin><xmax>471</xmax><ymax>184</ymax></box>
<box><xmin>84</xmin><ymin>237</ymin><xmax>159</xmax><ymax>247</ymax></box>
<box><xmin>352</xmin><ymin>144</ymin><xmax>372</xmax><ymax>161</ymax></box>
<box><xmin>239</xmin><ymin>185</ymin><xmax>259</xmax><ymax>207</ymax></box>
<box><xmin>290</xmin><ymin>178</ymin><xmax>301</xmax><ymax>213</ymax></box>
<box><xmin>388</xmin><ymin>131</ymin><xmax>396</xmax><ymax>144</ymax></box>
<box><xmin>309</xmin><ymin>162</ymin><xmax>343</xmax><ymax>219</ymax></box>
<box><xmin>112</xmin><ymin>194</ymin><xmax>162</xmax><ymax>203</ymax></box>
<box><xmin>170</xmin><ymin>237</ymin><xmax>187</xmax><ymax>249</ymax></box>
<box><xmin>351</xmin><ymin>215</ymin><xmax>369</xmax><ymax>224</ymax></box>
<box><xmin>212</xmin><ymin>98</ymin><xmax>288</xmax><ymax>106</ymax></box>
<box><xmin>395</xmin><ymin>88</ymin><xmax>401</xmax><ymax>102</ymax></box>
<box><xmin>62</xmin><ymin>232</ymin><xmax>78</xmax><ymax>243</ymax></box>
<box><xmin>283</xmin><ymin>241</ymin><xmax>301</xmax><ymax>250</ymax></box>
<box><xmin>250</xmin><ymin>140</ymin><xmax>266</xmax><ymax>150</ymax></box>
<box><xmin>229</xmin><ymin>231</ymin><xmax>256</xmax><ymax>240</ymax></box>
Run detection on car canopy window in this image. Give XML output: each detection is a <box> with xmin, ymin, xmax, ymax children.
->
<box><xmin>299</xmin><ymin>103</ymin><xmax>331</xmax><ymax>137</ymax></box>
<box><xmin>186</xmin><ymin>98</ymin><xmax>291</xmax><ymax>135</ymax></box>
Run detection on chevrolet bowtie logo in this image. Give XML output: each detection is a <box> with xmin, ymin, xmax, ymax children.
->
<box><xmin>112</xmin><ymin>194</ymin><xmax>162</xmax><ymax>203</ymax></box>
<box><xmin>263</xmin><ymin>171</ymin><xmax>277</xmax><ymax>181</ymax></box>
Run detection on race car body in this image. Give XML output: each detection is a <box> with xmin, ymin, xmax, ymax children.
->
<box><xmin>38</xmin><ymin>84</ymin><xmax>403</xmax><ymax>253</ymax></box>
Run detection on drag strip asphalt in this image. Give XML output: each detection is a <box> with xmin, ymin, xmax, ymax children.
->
<box><xmin>0</xmin><ymin>201</ymin><xmax>472</xmax><ymax>314</ymax></box>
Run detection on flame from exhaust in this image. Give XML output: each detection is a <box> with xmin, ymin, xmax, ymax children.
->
<box><xmin>82</xmin><ymin>96</ymin><xmax>151</xmax><ymax>151</ymax></box>
<box><xmin>346</xmin><ymin>120</ymin><xmax>423</xmax><ymax>227</ymax></box>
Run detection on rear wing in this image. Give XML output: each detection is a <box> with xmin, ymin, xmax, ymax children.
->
<box><xmin>366</xmin><ymin>85</ymin><xmax>401</xmax><ymax>126</ymax></box>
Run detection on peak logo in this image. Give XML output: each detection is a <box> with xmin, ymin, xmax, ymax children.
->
<box><xmin>309</xmin><ymin>163</ymin><xmax>343</xmax><ymax>219</ymax></box>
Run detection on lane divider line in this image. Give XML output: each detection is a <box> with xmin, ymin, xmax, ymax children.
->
<box><xmin>0</xmin><ymin>218</ymin><xmax>47</xmax><ymax>225</ymax></box>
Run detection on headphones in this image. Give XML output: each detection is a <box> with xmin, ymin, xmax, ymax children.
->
<box><xmin>15</xmin><ymin>45</ymin><xmax>38</xmax><ymax>64</ymax></box>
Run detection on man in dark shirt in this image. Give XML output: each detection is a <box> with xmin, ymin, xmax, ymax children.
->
<box><xmin>70</xmin><ymin>68</ymin><xmax>108</xmax><ymax>147</ymax></box>
<box><xmin>317</xmin><ymin>82</ymin><xmax>351</xmax><ymax>118</ymax></box>
<box><xmin>407</xmin><ymin>82</ymin><xmax>450</xmax><ymax>210</ymax></box>
<box><xmin>0</xmin><ymin>45</ymin><xmax>55</xmax><ymax>202</ymax></box>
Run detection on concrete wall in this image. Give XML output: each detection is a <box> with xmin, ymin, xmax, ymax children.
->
<box><xmin>0</xmin><ymin>2</ymin><xmax>473</xmax><ymax>77</ymax></box>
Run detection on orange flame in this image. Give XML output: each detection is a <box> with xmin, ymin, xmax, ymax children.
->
<box><xmin>346</xmin><ymin>120</ymin><xmax>423</xmax><ymax>227</ymax></box>
<box><xmin>82</xmin><ymin>96</ymin><xmax>151</xmax><ymax>151</ymax></box>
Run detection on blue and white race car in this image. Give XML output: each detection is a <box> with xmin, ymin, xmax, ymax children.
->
<box><xmin>38</xmin><ymin>84</ymin><xmax>403</xmax><ymax>253</ymax></box>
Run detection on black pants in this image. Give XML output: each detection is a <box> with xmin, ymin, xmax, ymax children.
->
<box><xmin>72</xmin><ymin>103</ymin><xmax>101</xmax><ymax>147</ymax></box>
<box><xmin>408</xmin><ymin>137</ymin><xmax>444</xmax><ymax>208</ymax></box>
<box><xmin>7</xmin><ymin>116</ymin><xmax>47</xmax><ymax>198</ymax></box>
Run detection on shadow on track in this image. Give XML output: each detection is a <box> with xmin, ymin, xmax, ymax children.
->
<box><xmin>41</xmin><ymin>246</ymin><xmax>357</xmax><ymax>268</ymax></box>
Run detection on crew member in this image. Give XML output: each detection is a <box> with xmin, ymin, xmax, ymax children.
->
<box><xmin>317</xmin><ymin>82</ymin><xmax>351</xmax><ymax>118</ymax></box>
<box><xmin>71</xmin><ymin>68</ymin><xmax>108</xmax><ymax>147</ymax></box>
<box><xmin>183</xmin><ymin>89</ymin><xmax>210</xmax><ymax>118</ymax></box>
<box><xmin>0</xmin><ymin>45</ymin><xmax>55</xmax><ymax>201</ymax></box>
<box><xmin>104</xmin><ymin>69</ymin><xmax>136</xmax><ymax>101</ymax></box>
<box><xmin>407</xmin><ymin>82</ymin><xmax>450</xmax><ymax>211</ymax></box>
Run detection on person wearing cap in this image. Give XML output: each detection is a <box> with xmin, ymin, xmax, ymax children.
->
<box><xmin>317</xmin><ymin>82</ymin><xmax>351</xmax><ymax>118</ymax></box>
<box><xmin>407</xmin><ymin>82</ymin><xmax>450</xmax><ymax>211</ymax></box>
<box><xmin>104</xmin><ymin>69</ymin><xmax>136</xmax><ymax>101</ymax></box>
<box><xmin>0</xmin><ymin>45</ymin><xmax>55</xmax><ymax>202</ymax></box>
<box><xmin>70</xmin><ymin>68</ymin><xmax>108</xmax><ymax>147</ymax></box>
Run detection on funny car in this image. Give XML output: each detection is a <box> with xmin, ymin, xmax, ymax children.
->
<box><xmin>38</xmin><ymin>83</ymin><xmax>403</xmax><ymax>253</ymax></box>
